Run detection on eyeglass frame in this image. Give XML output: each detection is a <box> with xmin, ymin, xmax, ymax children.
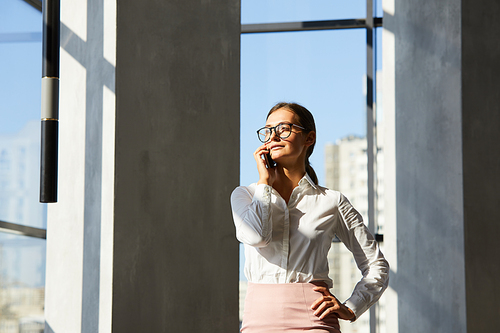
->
<box><xmin>256</xmin><ymin>122</ymin><xmax>306</xmax><ymax>143</ymax></box>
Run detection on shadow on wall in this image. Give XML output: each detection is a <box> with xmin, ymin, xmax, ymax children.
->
<box><xmin>46</xmin><ymin>0</ymin><xmax>115</xmax><ymax>328</ymax></box>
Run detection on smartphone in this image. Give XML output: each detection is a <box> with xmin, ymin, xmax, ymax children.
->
<box><xmin>263</xmin><ymin>153</ymin><xmax>276</xmax><ymax>169</ymax></box>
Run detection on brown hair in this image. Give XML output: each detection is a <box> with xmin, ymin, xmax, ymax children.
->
<box><xmin>267</xmin><ymin>102</ymin><xmax>318</xmax><ymax>185</ymax></box>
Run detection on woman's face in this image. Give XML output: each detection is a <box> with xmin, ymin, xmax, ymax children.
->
<box><xmin>264</xmin><ymin>108</ymin><xmax>314</xmax><ymax>166</ymax></box>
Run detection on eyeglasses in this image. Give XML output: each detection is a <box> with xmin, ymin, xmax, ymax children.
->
<box><xmin>256</xmin><ymin>123</ymin><xmax>306</xmax><ymax>143</ymax></box>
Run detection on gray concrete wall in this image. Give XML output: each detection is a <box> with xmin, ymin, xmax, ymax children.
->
<box><xmin>113</xmin><ymin>0</ymin><xmax>240</xmax><ymax>332</ymax></box>
<box><xmin>462</xmin><ymin>1</ymin><xmax>500</xmax><ymax>331</ymax></box>
<box><xmin>394</xmin><ymin>0</ymin><xmax>466</xmax><ymax>331</ymax></box>
<box><xmin>45</xmin><ymin>0</ymin><xmax>240</xmax><ymax>332</ymax></box>
<box><xmin>384</xmin><ymin>0</ymin><xmax>500</xmax><ymax>331</ymax></box>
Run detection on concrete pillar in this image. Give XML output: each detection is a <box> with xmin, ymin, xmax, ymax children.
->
<box><xmin>44</xmin><ymin>0</ymin><xmax>240</xmax><ymax>332</ymax></box>
<box><xmin>461</xmin><ymin>1</ymin><xmax>500</xmax><ymax>331</ymax></box>
<box><xmin>383</xmin><ymin>0</ymin><xmax>500</xmax><ymax>332</ymax></box>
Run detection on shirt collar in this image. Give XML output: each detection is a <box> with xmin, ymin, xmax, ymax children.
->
<box><xmin>299</xmin><ymin>172</ymin><xmax>318</xmax><ymax>190</ymax></box>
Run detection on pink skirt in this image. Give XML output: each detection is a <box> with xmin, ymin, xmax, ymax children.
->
<box><xmin>241</xmin><ymin>282</ymin><xmax>341</xmax><ymax>333</ymax></box>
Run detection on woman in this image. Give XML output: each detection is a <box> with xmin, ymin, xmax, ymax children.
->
<box><xmin>231</xmin><ymin>102</ymin><xmax>389</xmax><ymax>332</ymax></box>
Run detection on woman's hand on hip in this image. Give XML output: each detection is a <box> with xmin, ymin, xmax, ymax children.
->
<box><xmin>254</xmin><ymin>144</ymin><xmax>276</xmax><ymax>186</ymax></box>
<box><xmin>311</xmin><ymin>286</ymin><xmax>356</xmax><ymax>321</ymax></box>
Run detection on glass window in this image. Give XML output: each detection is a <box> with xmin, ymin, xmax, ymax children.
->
<box><xmin>0</xmin><ymin>233</ymin><xmax>45</xmax><ymax>331</ymax></box>
<box><xmin>241</xmin><ymin>29</ymin><xmax>366</xmax><ymax>187</ymax></box>
<box><xmin>242</xmin><ymin>0</ymin><xmax>366</xmax><ymax>24</ymax></box>
<box><xmin>240</xmin><ymin>27</ymin><xmax>372</xmax><ymax>333</ymax></box>
<box><xmin>0</xmin><ymin>0</ymin><xmax>46</xmax><ymax>229</ymax></box>
<box><xmin>0</xmin><ymin>1</ymin><xmax>45</xmax><ymax>330</ymax></box>
<box><xmin>376</xmin><ymin>0</ymin><xmax>383</xmax><ymax>17</ymax></box>
<box><xmin>240</xmin><ymin>2</ymin><xmax>384</xmax><ymax>332</ymax></box>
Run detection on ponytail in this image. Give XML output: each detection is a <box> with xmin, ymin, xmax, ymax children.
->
<box><xmin>305</xmin><ymin>159</ymin><xmax>318</xmax><ymax>185</ymax></box>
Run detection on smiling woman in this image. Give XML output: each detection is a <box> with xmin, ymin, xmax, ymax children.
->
<box><xmin>264</xmin><ymin>103</ymin><xmax>318</xmax><ymax>184</ymax></box>
<box><xmin>231</xmin><ymin>102</ymin><xmax>389</xmax><ymax>332</ymax></box>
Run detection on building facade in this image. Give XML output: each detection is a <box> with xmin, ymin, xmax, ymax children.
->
<box><xmin>325</xmin><ymin>134</ymin><xmax>386</xmax><ymax>333</ymax></box>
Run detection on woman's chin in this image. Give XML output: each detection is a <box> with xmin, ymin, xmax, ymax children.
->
<box><xmin>269</xmin><ymin>149</ymin><xmax>285</xmax><ymax>159</ymax></box>
<box><xmin>270</xmin><ymin>154</ymin><xmax>282</xmax><ymax>162</ymax></box>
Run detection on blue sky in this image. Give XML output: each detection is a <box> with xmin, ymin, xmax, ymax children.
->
<box><xmin>0</xmin><ymin>0</ymin><xmax>42</xmax><ymax>135</ymax></box>
<box><xmin>0</xmin><ymin>39</ymin><xmax>41</xmax><ymax>133</ymax></box>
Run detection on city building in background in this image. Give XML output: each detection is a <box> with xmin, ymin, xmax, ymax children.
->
<box><xmin>0</xmin><ymin>121</ymin><xmax>46</xmax><ymax>333</ymax></box>
<box><xmin>324</xmin><ymin>131</ymin><xmax>385</xmax><ymax>333</ymax></box>
<box><xmin>0</xmin><ymin>120</ymin><xmax>46</xmax><ymax>230</ymax></box>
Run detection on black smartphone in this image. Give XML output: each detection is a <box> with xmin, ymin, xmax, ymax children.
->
<box><xmin>263</xmin><ymin>153</ymin><xmax>276</xmax><ymax>168</ymax></box>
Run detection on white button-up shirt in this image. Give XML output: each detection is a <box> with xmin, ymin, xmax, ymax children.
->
<box><xmin>230</xmin><ymin>173</ymin><xmax>389</xmax><ymax>317</ymax></box>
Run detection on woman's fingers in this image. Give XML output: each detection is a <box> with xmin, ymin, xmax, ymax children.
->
<box><xmin>254</xmin><ymin>146</ymin><xmax>269</xmax><ymax>172</ymax></box>
<box><xmin>318</xmin><ymin>306</ymin><xmax>340</xmax><ymax>320</ymax></box>
<box><xmin>310</xmin><ymin>286</ymin><xmax>337</xmax><ymax>313</ymax></box>
<box><xmin>310</xmin><ymin>287</ymin><xmax>330</xmax><ymax>309</ymax></box>
<box><xmin>311</xmin><ymin>287</ymin><xmax>353</xmax><ymax>321</ymax></box>
<box><xmin>253</xmin><ymin>145</ymin><xmax>269</xmax><ymax>165</ymax></box>
<box><xmin>254</xmin><ymin>144</ymin><xmax>276</xmax><ymax>185</ymax></box>
<box><xmin>311</xmin><ymin>295</ymin><xmax>340</xmax><ymax>316</ymax></box>
<box><xmin>312</xmin><ymin>286</ymin><xmax>329</xmax><ymax>295</ymax></box>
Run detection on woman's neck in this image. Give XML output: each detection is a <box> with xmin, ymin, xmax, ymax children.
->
<box><xmin>272</xmin><ymin>165</ymin><xmax>306</xmax><ymax>203</ymax></box>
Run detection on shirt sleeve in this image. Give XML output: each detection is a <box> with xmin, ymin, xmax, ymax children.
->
<box><xmin>334</xmin><ymin>193</ymin><xmax>389</xmax><ymax>320</ymax></box>
<box><xmin>230</xmin><ymin>184</ymin><xmax>273</xmax><ymax>248</ymax></box>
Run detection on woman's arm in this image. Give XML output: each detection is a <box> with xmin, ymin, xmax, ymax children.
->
<box><xmin>230</xmin><ymin>144</ymin><xmax>277</xmax><ymax>247</ymax></box>
<box><xmin>230</xmin><ymin>185</ymin><xmax>273</xmax><ymax>247</ymax></box>
<box><xmin>334</xmin><ymin>193</ymin><xmax>390</xmax><ymax>319</ymax></box>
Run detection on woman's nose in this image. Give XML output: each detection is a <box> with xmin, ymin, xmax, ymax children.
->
<box><xmin>270</xmin><ymin>129</ymin><xmax>280</xmax><ymax>141</ymax></box>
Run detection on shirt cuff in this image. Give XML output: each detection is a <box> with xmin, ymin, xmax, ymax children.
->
<box><xmin>252</xmin><ymin>184</ymin><xmax>272</xmax><ymax>203</ymax></box>
<box><xmin>344</xmin><ymin>299</ymin><xmax>360</xmax><ymax>322</ymax></box>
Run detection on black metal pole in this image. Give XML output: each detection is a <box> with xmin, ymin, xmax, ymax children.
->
<box><xmin>40</xmin><ymin>0</ymin><xmax>60</xmax><ymax>203</ymax></box>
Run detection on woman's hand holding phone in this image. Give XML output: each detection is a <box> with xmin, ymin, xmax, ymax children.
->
<box><xmin>254</xmin><ymin>144</ymin><xmax>277</xmax><ymax>186</ymax></box>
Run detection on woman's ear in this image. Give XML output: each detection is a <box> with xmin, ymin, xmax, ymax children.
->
<box><xmin>304</xmin><ymin>131</ymin><xmax>316</xmax><ymax>147</ymax></box>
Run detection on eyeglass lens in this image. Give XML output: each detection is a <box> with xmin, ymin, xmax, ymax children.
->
<box><xmin>258</xmin><ymin>124</ymin><xmax>291</xmax><ymax>142</ymax></box>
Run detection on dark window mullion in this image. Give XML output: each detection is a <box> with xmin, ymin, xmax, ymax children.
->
<box><xmin>242</xmin><ymin>17</ymin><xmax>382</xmax><ymax>34</ymax></box>
<box><xmin>0</xmin><ymin>220</ymin><xmax>47</xmax><ymax>239</ymax></box>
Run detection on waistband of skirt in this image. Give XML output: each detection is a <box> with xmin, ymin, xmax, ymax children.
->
<box><xmin>247</xmin><ymin>281</ymin><xmax>328</xmax><ymax>289</ymax></box>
